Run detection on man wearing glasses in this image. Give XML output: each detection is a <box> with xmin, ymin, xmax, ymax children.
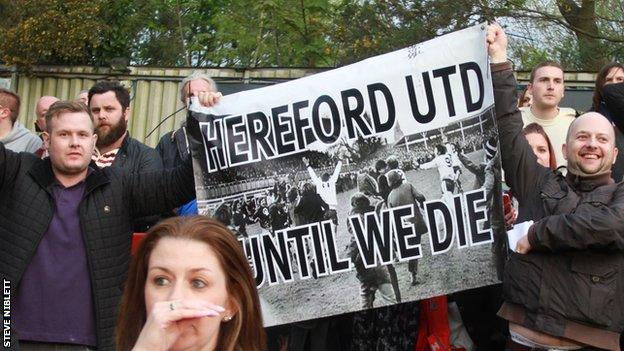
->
<box><xmin>0</xmin><ymin>88</ymin><xmax>42</xmax><ymax>153</ymax></box>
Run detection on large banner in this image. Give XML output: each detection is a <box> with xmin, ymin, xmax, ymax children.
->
<box><xmin>190</xmin><ymin>24</ymin><xmax>504</xmax><ymax>326</ymax></box>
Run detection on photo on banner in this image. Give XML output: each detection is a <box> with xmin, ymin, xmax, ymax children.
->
<box><xmin>188</xmin><ymin>23</ymin><xmax>505</xmax><ymax>326</ymax></box>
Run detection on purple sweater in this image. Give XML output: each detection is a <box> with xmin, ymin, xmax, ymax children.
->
<box><xmin>14</xmin><ymin>180</ymin><xmax>96</xmax><ymax>346</ymax></box>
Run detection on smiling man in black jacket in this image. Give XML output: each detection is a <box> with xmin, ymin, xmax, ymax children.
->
<box><xmin>488</xmin><ymin>23</ymin><xmax>623</xmax><ymax>350</ymax></box>
<box><xmin>0</xmin><ymin>94</ymin><xmax>219</xmax><ymax>350</ymax></box>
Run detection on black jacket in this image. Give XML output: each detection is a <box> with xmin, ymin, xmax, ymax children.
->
<box><xmin>112</xmin><ymin>133</ymin><xmax>164</xmax><ymax>231</ymax></box>
<box><xmin>156</xmin><ymin>125</ymin><xmax>189</xmax><ymax>170</ymax></box>
<box><xmin>0</xmin><ymin>142</ymin><xmax>195</xmax><ymax>350</ymax></box>
<box><xmin>603</xmin><ymin>83</ymin><xmax>624</xmax><ymax>133</ymax></box>
<box><xmin>294</xmin><ymin>193</ymin><xmax>329</xmax><ymax>224</ymax></box>
<box><xmin>603</xmin><ymin>82</ymin><xmax>624</xmax><ymax>182</ymax></box>
<box><xmin>111</xmin><ymin>133</ymin><xmax>163</xmax><ymax>173</ymax></box>
<box><xmin>494</xmin><ymin>63</ymin><xmax>624</xmax><ymax>348</ymax></box>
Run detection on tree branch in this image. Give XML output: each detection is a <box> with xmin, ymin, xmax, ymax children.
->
<box><xmin>485</xmin><ymin>5</ymin><xmax>624</xmax><ymax>42</ymax></box>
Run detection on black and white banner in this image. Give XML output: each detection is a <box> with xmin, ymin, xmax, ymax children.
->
<box><xmin>190</xmin><ymin>24</ymin><xmax>505</xmax><ymax>326</ymax></box>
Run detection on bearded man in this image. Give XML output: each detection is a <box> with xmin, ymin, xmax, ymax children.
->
<box><xmin>88</xmin><ymin>81</ymin><xmax>163</xmax><ymax>231</ymax></box>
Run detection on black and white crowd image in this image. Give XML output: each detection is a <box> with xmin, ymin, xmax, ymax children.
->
<box><xmin>190</xmin><ymin>106</ymin><xmax>504</xmax><ymax>326</ymax></box>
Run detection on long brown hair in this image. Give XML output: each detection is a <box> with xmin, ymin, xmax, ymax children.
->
<box><xmin>116</xmin><ymin>216</ymin><xmax>266</xmax><ymax>351</ymax></box>
<box><xmin>522</xmin><ymin>122</ymin><xmax>557</xmax><ymax>170</ymax></box>
<box><xmin>517</xmin><ymin>87</ymin><xmax>531</xmax><ymax>108</ymax></box>
<box><xmin>592</xmin><ymin>62</ymin><xmax>624</xmax><ymax>111</ymax></box>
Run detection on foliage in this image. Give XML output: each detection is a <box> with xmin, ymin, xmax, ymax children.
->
<box><xmin>0</xmin><ymin>0</ymin><xmax>221</xmax><ymax>68</ymax></box>
<box><xmin>482</xmin><ymin>0</ymin><xmax>624</xmax><ymax>70</ymax></box>
<box><xmin>211</xmin><ymin>0</ymin><xmax>332</xmax><ymax>67</ymax></box>
<box><xmin>326</xmin><ymin>0</ymin><xmax>485</xmax><ymax>66</ymax></box>
<box><xmin>1</xmin><ymin>0</ymin><xmax>622</xmax><ymax>71</ymax></box>
<box><xmin>0</xmin><ymin>0</ymin><xmax>103</xmax><ymax>67</ymax></box>
<box><xmin>130</xmin><ymin>0</ymin><xmax>222</xmax><ymax>66</ymax></box>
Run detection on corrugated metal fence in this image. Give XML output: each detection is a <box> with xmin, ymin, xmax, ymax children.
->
<box><xmin>0</xmin><ymin>65</ymin><xmax>596</xmax><ymax>147</ymax></box>
<box><xmin>1</xmin><ymin>65</ymin><xmax>325</xmax><ymax>147</ymax></box>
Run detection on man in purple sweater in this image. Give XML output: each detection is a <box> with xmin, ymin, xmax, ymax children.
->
<box><xmin>0</xmin><ymin>92</ymin><xmax>220</xmax><ymax>350</ymax></box>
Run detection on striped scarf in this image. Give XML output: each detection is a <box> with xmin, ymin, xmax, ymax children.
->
<box><xmin>92</xmin><ymin>148</ymin><xmax>119</xmax><ymax>168</ymax></box>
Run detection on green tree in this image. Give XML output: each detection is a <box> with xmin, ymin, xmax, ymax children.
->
<box><xmin>130</xmin><ymin>0</ymin><xmax>222</xmax><ymax>66</ymax></box>
<box><xmin>91</xmin><ymin>0</ymin><xmax>147</xmax><ymax>67</ymax></box>
<box><xmin>0</xmin><ymin>0</ymin><xmax>222</xmax><ymax>68</ymax></box>
<box><xmin>326</xmin><ymin>0</ymin><xmax>487</xmax><ymax>66</ymax></box>
<box><xmin>480</xmin><ymin>0</ymin><xmax>624</xmax><ymax>70</ymax></box>
<box><xmin>211</xmin><ymin>0</ymin><xmax>332</xmax><ymax>67</ymax></box>
<box><xmin>0</xmin><ymin>0</ymin><xmax>103</xmax><ymax>67</ymax></box>
<box><xmin>3</xmin><ymin>0</ymin><xmax>622</xmax><ymax>71</ymax></box>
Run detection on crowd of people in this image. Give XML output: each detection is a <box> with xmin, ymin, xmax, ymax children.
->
<box><xmin>0</xmin><ymin>73</ymin><xmax>222</xmax><ymax>350</ymax></box>
<box><xmin>201</xmin><ymin>150</ymin><xmax>337</xmax><ymax>186</ymax></box>
<box><xmin>202</xmin><ymin>123</ymin><xmax>489</xmax><ymax>207</ymax></box>
<box><xmin>1</xmin><ymin>22</ymin><xmax>624</xmax><ymax>351</ymax></box>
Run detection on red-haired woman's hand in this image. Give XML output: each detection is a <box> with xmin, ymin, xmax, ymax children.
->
<box><xmin>132</xmin><ymin>299</ymin><xmax>225</xmax><ymax>351</ymax></box>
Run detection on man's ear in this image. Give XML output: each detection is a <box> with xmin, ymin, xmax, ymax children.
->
<box><xmin>0</xmin><ymin>107</ymin><xmax>9</xmax><ymax>121</ymax></box>
<box><xmin>527</xmin><ymin>82</ymin><xmax>534</xmax><ymax>95</ymax></box>
<box><xmin>613</xmin><ymin>147</ymin><xmax>618</xmax><ymax>165</ymax></box>
<box><xmin>43</xmin><ymin>132</ymin><xmax>50</xmax><ymax>149</ymax></box>
<box><xmin>123</xmin><ymin>107</ymin><xmax>130</xmax><ymax>123</ymax></box>
<box><xmin>562</xmin><ymin>143</ymin><xmax>568</xmax><ymax>160</ymax></box>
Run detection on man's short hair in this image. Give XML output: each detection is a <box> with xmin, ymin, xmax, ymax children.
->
<box><xmin>375</xmin><ymin>159</ymin><xmax>387</xmax><ymax>171</ymax></box>
<box><xmin>0</xmin><ymin>88</ymin><xmax>21</xmax><ymax>123</ymax></box>
<box><xmin>386</xmin><ymin>156</ymin><xmax>399</xmax><ymax>170</ymax></box>
<box><xmin>180</xmin><ymin>72</ymin><xmax>217</xmax><ymax>103</ymax></box>
<box><xmin>387</xmin><ymin>169</ymin><xmax>403</xmax><ymax>188</ymax></box>
<box><xmin>88</xmin><ymin>81</ymin><xmax>131</xmax><ymax>110</ymax></box>
<box><xmin>45</xmin><ymin>100</ymin><xmax>94</xmax><ymax>133</ymax></box>
<box><xmin>529</xmin><ymin>61</ymin><xmax>564</xmax><ymax>83</ymax></box>
<box><xmin>302</xmin><ymin>182</ymin><xmax>316</xmax><ymax>195</ymax></box>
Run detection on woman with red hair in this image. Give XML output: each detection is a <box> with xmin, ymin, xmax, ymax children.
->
<box><xmin>522</xmin><ymin>122</ymin><xmax>557</xmax><ymax>170</ymax></box>
<box><xmin>116</xmin><ymin>216</ymin><xmax>266</xmax><ymax>351</ymax></box>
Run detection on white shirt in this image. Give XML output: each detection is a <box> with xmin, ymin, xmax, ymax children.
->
<box><xmin>307</xmin><ymin>161</ymin><xmax>342</xmax><ymax>209</ymax></box>
<box><xmin>445</xmin><ymin>143</ymin><xmax>462</xmax><ymax>168</ymax></box>
<box><xmin>420</xmin><ymin>154</ymin><xmax>455</xmax><ymax>180</ymax></box>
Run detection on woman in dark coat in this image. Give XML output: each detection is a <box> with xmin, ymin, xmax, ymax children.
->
<box><xmin>591</xmin><ymin>62</ymin><xmax>624</xmax><ymax>181</ymax></box>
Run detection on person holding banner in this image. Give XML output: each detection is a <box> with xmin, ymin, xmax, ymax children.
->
<box><xmin>115</xmin><ymin>216</ymin><xmax>266</xmax><ymax>351</ymax></box>
<box><xmin>488</xmin><ymin>23</ymin><xmax>623</xmax><ymax>351</ymax></box>
<box><xmin>156</xmin><ymin>72</ymin><xmax>220</xmax><ymax>216</ymax></box>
